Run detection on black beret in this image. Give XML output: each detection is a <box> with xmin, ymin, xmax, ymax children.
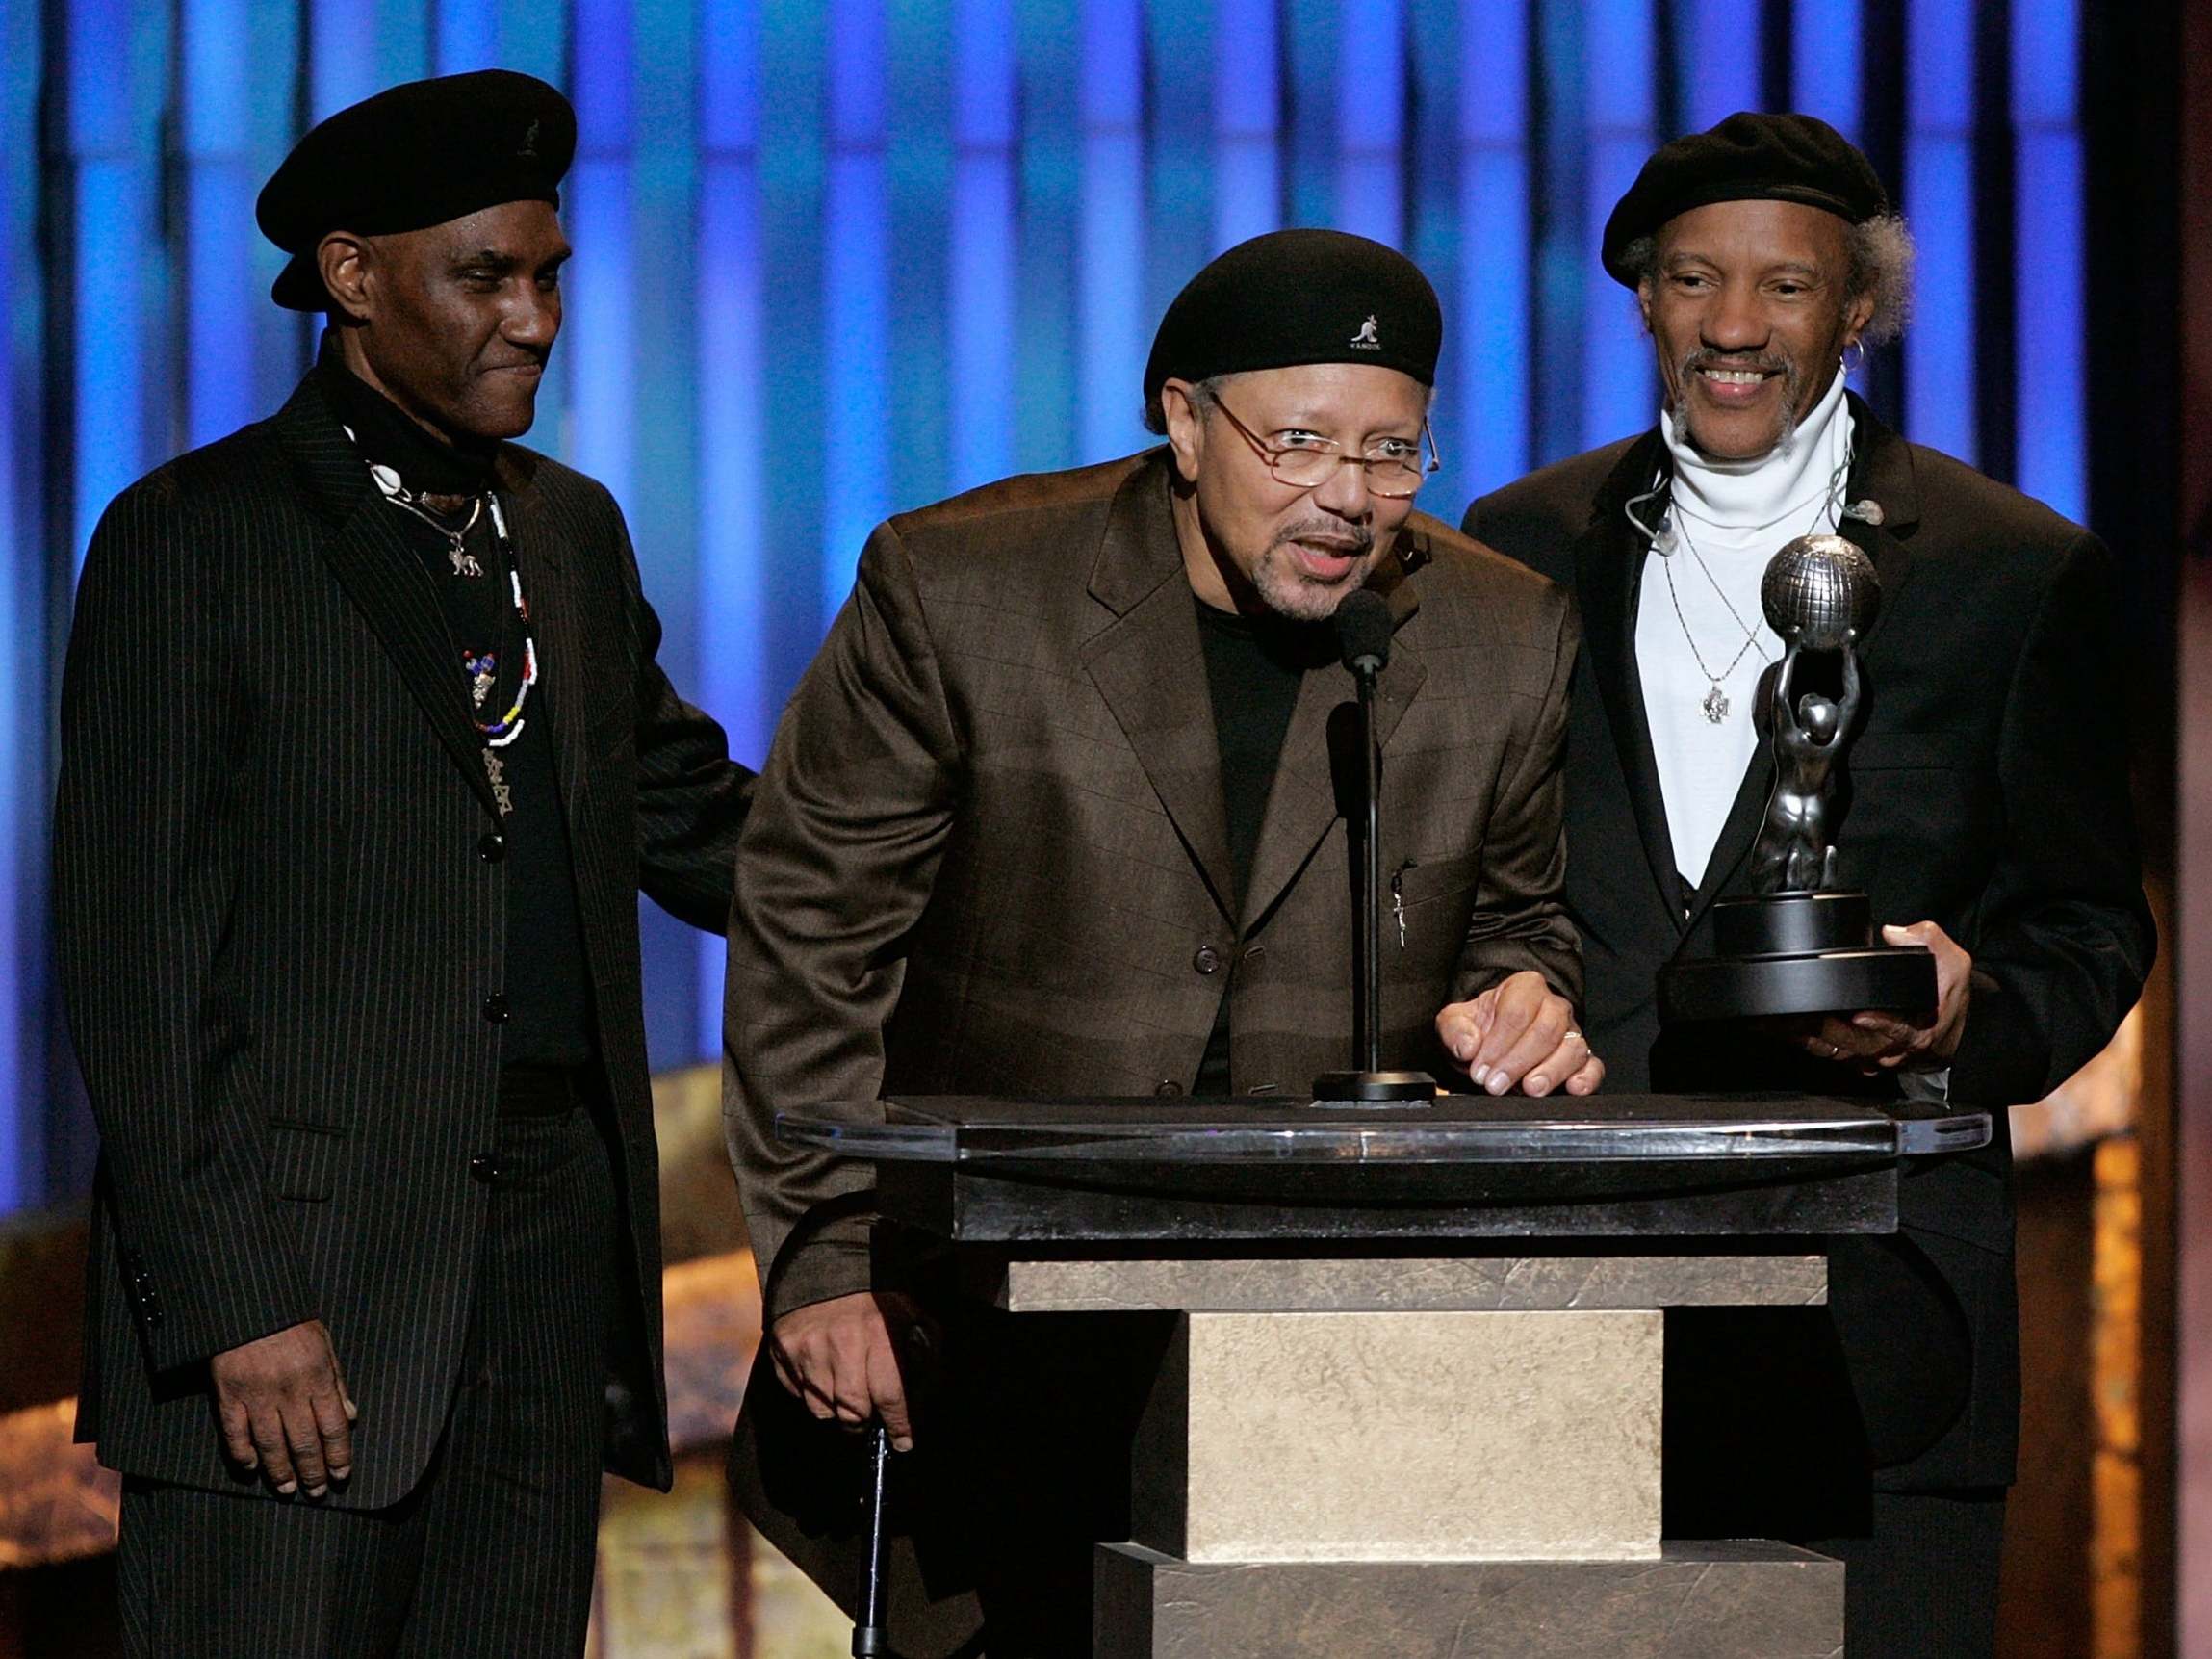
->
<box><xmin>1144</xmin><ymin>229</ymin><xmax>1442</xmax><ymax>414</ymax></box>
<box><xmin>1600</xmin><ymin>111</ymin><xmax>1889</xmax><ymax>287</ymax></box>
<box><xmin>258</xmin><ymin>70</ymin><xmax>576</xmax><ymax>311</ymax></box>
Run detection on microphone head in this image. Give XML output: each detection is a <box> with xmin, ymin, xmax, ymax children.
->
<box><xmin>1333</xmin><ymin>588</ymin><xmax>1395</xmax><ymax>675</ymax></box>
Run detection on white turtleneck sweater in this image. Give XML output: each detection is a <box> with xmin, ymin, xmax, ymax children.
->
<box><xmin>1634</xmin><ymin>368</ymin><xmax>1853</xmax><ymax>891</ymax></box>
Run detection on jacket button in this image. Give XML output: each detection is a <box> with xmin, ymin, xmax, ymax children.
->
<box><xmin>470</xmin><ymin>1153</ymin><xmax>501</xmax><ymax>1184</ymax></box>
<box><xmin>479</xmin><ymin>833</ymin><xmax>506</xmax><ymax>863</ymax></box>
<box><xmin>1192</xmin><ymin>946</ymin><xmax>1222</xmax><ymax>974</ymax></box>
<box><xmin>1153</xmin><ymin>1080</ymin><xmax>1184</xmax><ymax>1097</ymax></box>
<box><xmin>482</xmin><ymin>994</ymin><xmax>510</xmax><ymax>1024</ymax></box>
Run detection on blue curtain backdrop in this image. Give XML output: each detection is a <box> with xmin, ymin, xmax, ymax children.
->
<box><xmin>0</xmin><ymin>0</ymin><xmax>2090</xmax><ymax>1211</ymax></box>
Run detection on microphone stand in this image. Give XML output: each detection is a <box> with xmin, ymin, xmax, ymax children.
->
<box><xmin>1313</xmin><ymin>626</ymin><xmax>1436</xmax><ymax>1105</ymax></box>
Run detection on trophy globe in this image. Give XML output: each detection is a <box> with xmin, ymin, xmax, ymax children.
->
<box><xmin>1656</xmin><ymin>532</ymin><xmax>1937</xmax><ymax>1024</ymax></box>
<box><xmin>1762</xmin><ymin>533</ymin><xmax>1879</xmax><ymax>651</ymax></box>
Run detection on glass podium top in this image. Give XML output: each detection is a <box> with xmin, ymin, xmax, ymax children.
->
<box><xmin>774</xmin><ymin>1093</ymin><xmax>1992</xmax><ymax>1169</ymax></box>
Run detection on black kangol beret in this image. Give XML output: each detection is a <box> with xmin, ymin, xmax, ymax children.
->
<box><xmin>1600</xmin><ymin>111</ymin><xmax>1889</xmax><ymax>287</ymax></box>
<box><xmin>1144</xmin><ymin>229</ymin><xmax>1443</xmax><ymax>412</ymax></box>
<box><xmin>258</xmin><ymin>70</ymin><xmax>577</xmax><ymax>311</ymax></box>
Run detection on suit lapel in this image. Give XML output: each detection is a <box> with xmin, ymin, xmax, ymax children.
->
<box><xmin>1576</xmin><ymin>431</ymin><xmax>1686</xmax><ymax>928</ymax></box>
<box><xmin>1081</xmin><ymin>457</ymin><xmax>1239</xmax><ymax>921</ymax></box>
<box><xmin>274</xmin><ymin>379</ymin><xmax>501</xmax><ymax>819</ymax></box>
<box><xmin>1682</xmin><ymin>394</ymin><xmax>1925</xmax><ymax>920</ymax></box>
<box><xmin>1238</xmin><ymin>557</ymin><xmax>1424</xmax><ymax>935</ymax></box>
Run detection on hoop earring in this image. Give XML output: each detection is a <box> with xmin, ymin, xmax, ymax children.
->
<box><xmin>1842</xmin><ymin>340</ymin><xmax>1866</xmax><ymax>378</ymax></box>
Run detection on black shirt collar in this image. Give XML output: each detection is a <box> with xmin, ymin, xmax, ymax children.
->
<box><xmin>315</xmin><ymin>329</ymin><xmax>498</xmax><ymax>497</ymax></box>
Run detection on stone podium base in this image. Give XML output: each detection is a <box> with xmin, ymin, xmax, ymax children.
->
<box><xmin>1093</xmin><ymin>1541</ymin><xmax>1844</xmax><ymax>1659</ymax></box>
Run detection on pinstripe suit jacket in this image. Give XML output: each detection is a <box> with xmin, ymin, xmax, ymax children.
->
<box><xmin>724</xmin><ymin>449</ymin><xmax>1582</xmax><ymax>1324</ymax></box>
<box><xmin>56</xmin><ymin>371</ymin><xmax>751</xmax><ymax>1507</ymax></box>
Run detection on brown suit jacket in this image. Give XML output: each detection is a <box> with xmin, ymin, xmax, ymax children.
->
<box><xmin>720</xmin><ymin>449</ymin><xmax>1580</xmax><ymax>1649</ymax></box>
<box><xmin>724</xmin><ymin>446</ymin><xmax>1579</xmax><ymax>1319</ymax></box>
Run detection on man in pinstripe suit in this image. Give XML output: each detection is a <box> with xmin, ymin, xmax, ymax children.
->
<box><xmin>54</xmin><ymin>72</ymin><xmax>751</xmax><ymax>1657</ymax></box>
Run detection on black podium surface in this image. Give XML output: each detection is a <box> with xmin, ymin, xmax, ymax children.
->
<box><xmin>771</xmin><ymin>1094</ymin><xmax>1994</xmax><ymax>1657</ymax></box>
<box><xmin>775</xmin><ymin>1092</ymin><xmax>1990</xmax><ymax>1246</ymax></box>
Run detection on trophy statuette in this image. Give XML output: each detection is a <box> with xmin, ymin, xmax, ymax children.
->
<box><xmin>1656</xmin><ymin>534</ymin><xmax>1938</xmax><ymax>1024</ymax></box>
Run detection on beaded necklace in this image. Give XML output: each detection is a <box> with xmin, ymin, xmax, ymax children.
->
<box><xmin>354</xmin><ymin>441</ymin><xmax>542</xmax><ymax>755</ymax></box>
<box><xmin>463</xmin><ymin>496</ymin><xmax>538</xmax><ymax>749</ymax></box>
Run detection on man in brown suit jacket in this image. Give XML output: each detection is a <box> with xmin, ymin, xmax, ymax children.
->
<box><xmin>724</xmin><ymin>231</ymin><xmax>1597</xmax><ymax>1655</ymax></box>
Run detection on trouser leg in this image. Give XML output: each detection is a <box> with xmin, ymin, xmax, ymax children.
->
<box><xmin>1806</xmin><ymin>1488</ymin><xmax>2007</xmax><ymax>1659</ymax></box>
<box><xmin>116</xmin><ymin>1474</ymin><xmax>424</xmax><ymax>1659</ymax></box>
<box><xmin>395</xmin><ymin>1102</ymin><xmax>622</xmax><ymax>1659</ymax></box>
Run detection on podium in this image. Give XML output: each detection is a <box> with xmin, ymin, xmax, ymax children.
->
<box><xmin>777</xmin><ymin>1094</ymin><xmax>1989</xmax><ymax>1658</ymax></box>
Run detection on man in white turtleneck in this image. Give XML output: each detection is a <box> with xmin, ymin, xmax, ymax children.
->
<box><xmin>1635</xmin><ymin>357</ymin><xmax>1851</xmax><ymax>888</ymax></box>
<box><xmin>1463</xmin><ymin>114</ymin><xmax>2152</xmax><ymax>1659</ymax></box>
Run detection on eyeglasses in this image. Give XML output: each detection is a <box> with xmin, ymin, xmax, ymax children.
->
<box><xmin>1206</xmin><ymin>394</ymin><xmax>1443</xmax><ymax>499</ymax></box>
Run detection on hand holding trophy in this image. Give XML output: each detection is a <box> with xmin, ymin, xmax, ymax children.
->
<box><xmin>1657</xmin><ymin>534</ymin><xmax>1938</xmax><ymax>1024</ymax></box>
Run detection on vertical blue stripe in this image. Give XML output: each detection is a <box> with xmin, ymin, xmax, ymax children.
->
<box><xmin>1531</xmin><ymin>0</ymin><xmax>1586</xmax><ymax>464</ymax></box>
<box><xmin>247</xmin><ymin>0</ymin><xmax>308</xmax><ymax>416</ymax></box>
<box><xmin>885</xmin><ymin>2</ymin><xmax>951</xmax><ymax>517</ymax></box>
<box><xmin>1903</xmin><ymin>0</ymin><xmax>1974</xmax><ymax>463</ymax></box>
<box><xmin>309</xmin><ymin>0</ymin><xmax>378</xmax><ymax>119</ymax></box>
<box><xmin>1212</xmin><ymin>0</ymin><xmax>1279</xmax><ymax>251</ymax></box>
<box><xmin>949</xmin><ymin>0</ymin><xmax>1017</xmax><ymax>491</ymax></box>
<box><xmin>70</xmin><ymin>0</ymin><xmax>172</xmax><ymax>567</ymax></box>
<box><xmin>568</xmin><ymin>0</ymin><xmax>636</xmax><ymax>505</ymax></box>
<box><xmin>1014</xmin><ymin>0</ymin><xmax>1078</xmax><ymax>472</ymax></box>
<box><xmin>630</xmin><ymin>0</ymin><xmax>705</xmax><ymax>1065</ymax></box>
<box><xmin>1145</xmin><ymin>0</ymin><xmax>1211</xmax><ymax>327</ymax></box>
<box><xmin>1456</xmin><ymin>0</ymin><xmax>1530</xmax><ymax>496</ymax></box>
<box><xmin>756</xmin><ymin>0</ymin><xmax>828</xmax><ymax>688</ymax></box>
<box><xmin>498</xmin><ymin>0</ymin><xmax>570</xmax><ymax>85</ymax></box>
<box><xmin>1282</xmin><ymin>0</ymin><xmax>1337</xmax><ymax>229</ymax></box>
<box><xmin>698</xmin><ymin>0</ymin><xmax>762</xmax><ymax>1048</ymax></box>
<box><xmin>1076</xmin><ymin>0</ymin><xmax>1145</xmax><ymax>462</ymax></box>
<box><xmin>435</xmin><ymin>0</ymin><xmax>500</xmax><ymax>73</ymax></box>
<box><xmin>2012</xmin><ymin>0</ymin><xmax>2082</xmax><ymax>520</ymax></box>
<box><xmin>374</xmin><ymin>0</ymin><xmax>431</xmax><ymax>90</ymax></box>
<box><xmin>1678</xmin><ymin>0</ymin><xmax>1761</xmax><ymax>130</ymax></box>
<box><xmin>1335</xmin><ymin>0</ymin><xmax>1403</xmax><ymax>247</ymax></box>
<box><xmin>0</xmin><ymin>0</ymin><xmax>40</xmax><ymax>1209</ymax></box>
<box><xmin>182</xmin><ymin>0</ymin><xmax>255</xmax><ymax>449</ymax></box>
<box><xmin>1790</xmin><ymin>0</ymin><xmax>1862</xmax><ymax>139</ymax></box>
<box><xmin>820</xmin><ymin>0</ymin><xmax>888</xmax><ymax>611</ymax></box>
<box><xmin>1581</xmin><ymin>0</ymin><xmax>1655</xmax><ymax>451</ymax></box>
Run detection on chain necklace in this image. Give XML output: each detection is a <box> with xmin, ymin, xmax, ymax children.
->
<box><xmin>1657</xmin><ymin>530</ymin><xmax>1765</xmax><ymax>724</ymax></box>
<box><xmin>1647</xmin><ymin>445</ymin><xmax>1855</xmax><ymax>724</ymax></box>
<box><xmin>348</xmin><ymin>432</ymin><xmax>542</xmax><ymax>813</ymax></box>
<box><xmin>367</xmin><ymin>462</ymin><xmax>486</xmax><ymax>578</ymax></box>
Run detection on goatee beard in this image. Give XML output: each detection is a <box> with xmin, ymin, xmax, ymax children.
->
<box><xmin>1674</xmin><ymin>348</ymin><xmax>1805</xmax><ymax>460</ymax></box>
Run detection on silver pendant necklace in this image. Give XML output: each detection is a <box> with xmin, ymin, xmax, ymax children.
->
<box><xmin>368</xmin><ymin>462</ymin><xmax>485</xmax><ymax>577</ymax></box>
<box><xmin>1643</xmin><ymin>442</ymin><xmax>1856</xmax><ymax>724</ymax></box>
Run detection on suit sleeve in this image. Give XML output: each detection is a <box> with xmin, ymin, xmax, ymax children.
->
<box><xmin>723</xmin><ymin>522</ymin><xmax>962</xmax><ymax>1322</ymax></box>
<box><xmin>1946</xmin><ymin>532</ymin><xmax>2156</xmax><ymax>1104</ymax></box>
<box><xmin>55</xmin><ymin>481</ymin><xmax>317</xmax><ymax>1371</ymax></box>
<box><xmin>1452</xmin><ymin>584</ymin><xmax>1584</xmax><ymax>1011</ymax></box>
<box><xmin>604</xmin><ymin>501</ymin><xmax>754</xmax><ymax>933</ymax></box>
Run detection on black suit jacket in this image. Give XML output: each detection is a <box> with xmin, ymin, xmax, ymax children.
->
<box><xmin>56</xmin><ymin>371</ymin><xmax>751</xmax><ymax>1507</ymax></box>
<box><xmin>1465</xmin><ymin>395</ymin><xmax>2153</xmax><ymax>1490</ymax></box>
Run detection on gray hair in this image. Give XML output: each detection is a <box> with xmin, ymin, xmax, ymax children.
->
<box><xmin>1618</xmin><ymin>211</ymin><xmax>1916</xmax><ymax>345</ymax></box>
<box><xmin>1143</xmin><ymin>373</ymin><xmax>1240</xmax><ymax>436</ymax></box>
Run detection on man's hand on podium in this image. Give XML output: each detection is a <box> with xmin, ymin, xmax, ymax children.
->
<box><xmin>768</xmin><ymin>1290</ymin><xmax>934</xmax><ymax>1453</ymax></box>
<box><xmin>1434</xmin><ymin>971</ymin><xmax>1603</xmax><ymax>1098</ymax></box>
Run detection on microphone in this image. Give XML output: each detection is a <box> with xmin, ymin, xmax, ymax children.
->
<box><xmin>1312</xmin><ymin>588</ymin><xmax>1435</xmax><ymax>1105</ymax></box>
<box><xmin>1334</xmin><ymin>587</ymin><xmax>1394</xmax><ymax>679</ymax></box>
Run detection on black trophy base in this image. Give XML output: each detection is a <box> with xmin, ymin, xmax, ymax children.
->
<box><xmin>1657</xmin><ymin>891</ymin><xmax>1936</xmax><ymax>1024</ymax></box>
<box><xmin>1310</xmin><ymin>1070</ymin><xmax>1438</xmax><ymax>1104</ymax></box>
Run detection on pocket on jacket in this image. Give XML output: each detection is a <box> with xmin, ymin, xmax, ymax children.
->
<box><xmin>263</xmin><ymin>1121</ymin><xmax>347</xmax><ymax>1203</ymax></box>
<box><xmin>1391</xmin><ymin>852</ymin><xmax>1481</xmax><ymax>913</ymax></box>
